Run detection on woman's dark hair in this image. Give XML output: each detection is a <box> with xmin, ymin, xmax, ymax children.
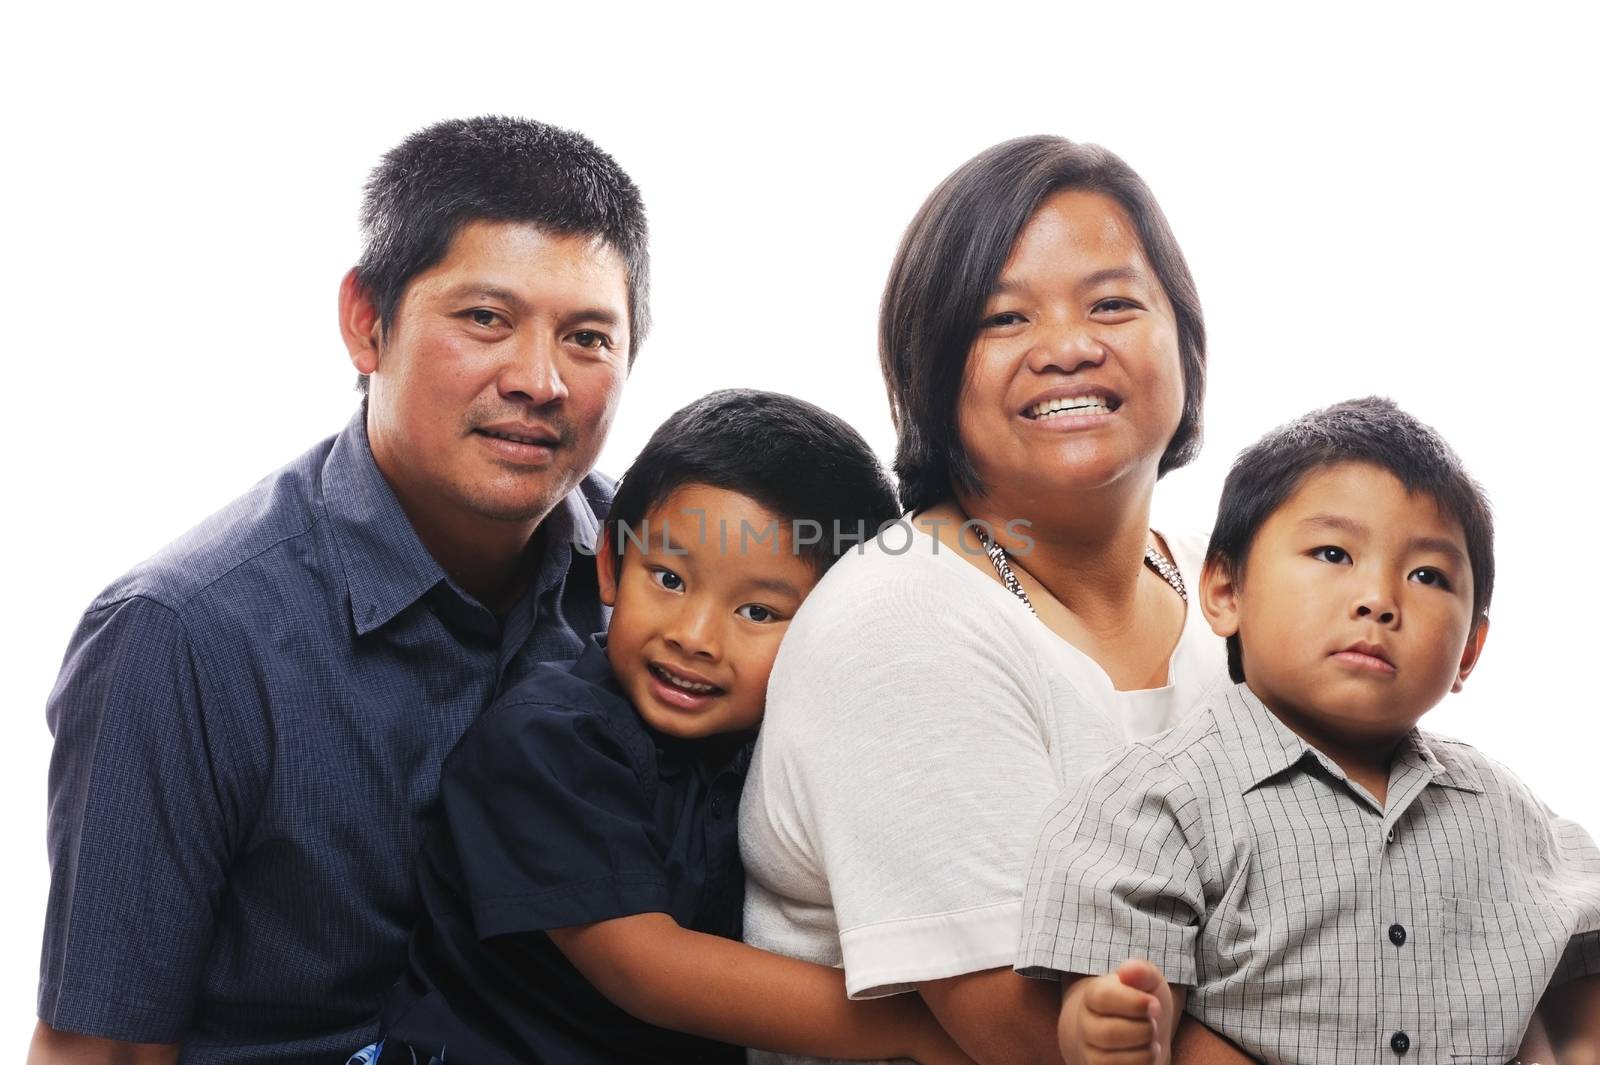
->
<box><xmin>354</xmin><ymin>115</ymin><xmax>650</xmax><ymax>390</ymax></box>
<box><xmin>880</xmin><ymin>135</ymin><xmax>1206</xmax><ymax>513</ymax></box>
<box><xmin>1206</xmin><ymin>396</ymin><xmax>1495</xmax><ymax>683</ymax></box>
<box><xmin>608</xmin><ymin>389</ymin><xmax>901</xmax><ymax>575</ymax></box>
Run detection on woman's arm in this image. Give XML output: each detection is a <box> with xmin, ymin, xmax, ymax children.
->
<box><xmin>549</xmin><ymin>913</ymin><xmax>974</xmax><ymax>1064</ymax></box>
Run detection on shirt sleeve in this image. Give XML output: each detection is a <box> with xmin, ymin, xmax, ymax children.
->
<box><xmin>745</xmin><ymin>555</ymin><xmax>1062</xmax><ymax>997</ymax></box>
<box><xmin>438</xmin><ymin>693</ymin><xmax>670</xmax><ymax>939</ymax></box>
<box><xmin>1016</xmin><ymin>744</ymin><xmax>1205</xmax><ymax>988</ymax></box>
<box><xmin>39</xmin><ymin>595</ymin><xmax>233</xmax><ymax>1043</ymax></box>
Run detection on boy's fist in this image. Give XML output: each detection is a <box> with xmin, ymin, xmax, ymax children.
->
<box><xmin>1059</xmin><ymin>959</ymin><xmax>1175</xmax><ymax>1065</ymax></box>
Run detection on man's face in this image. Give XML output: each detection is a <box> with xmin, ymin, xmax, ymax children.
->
<box><xmin>356</xmin><ymin>220</ymin><xmax>630</xmax><ymax>533</ymax></box>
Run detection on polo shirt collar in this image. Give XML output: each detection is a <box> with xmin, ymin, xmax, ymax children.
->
<box><xmin>322</xmin><ymin>408</ymin><xmax>604</xmax><ymax>636</ymax></box>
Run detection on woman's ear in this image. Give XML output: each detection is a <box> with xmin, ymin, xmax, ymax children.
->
<box><xmin>1199</xmin><ymin>556</ymin><xmax>1242</xmax><ymax>639</ymax></box>
<box><xmin>595</xmin><ymin>527</ymin><xmax>619</xmax><ymax>608</ymax></box>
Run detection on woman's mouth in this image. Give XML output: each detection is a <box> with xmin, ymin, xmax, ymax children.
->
<box><xmin>1023</xmin><ymin>395</ymin><xmax>1120</xmax><ymax>420</ymax></box>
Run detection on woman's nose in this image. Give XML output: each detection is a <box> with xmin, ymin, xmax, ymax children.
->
<box><xmin>1025</xmin><ymin>322</ymin><xmax>1107</xmax><ymax>375</ymax></box>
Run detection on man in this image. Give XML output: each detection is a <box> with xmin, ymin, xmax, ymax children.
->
<box><xmin>29</xmin><ymin>116</ymin><xmax>649</xmax><ymax>1064</ymax></box>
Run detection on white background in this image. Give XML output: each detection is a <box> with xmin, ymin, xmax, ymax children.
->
<box><xmin>3</xmin><ymin>0</ymin><xmax>1596</xmax><ymax>1045</ymax></box>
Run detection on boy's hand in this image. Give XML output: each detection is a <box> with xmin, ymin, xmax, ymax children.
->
<box><xmin>1060</xmin><ymin>959</ymin><xmax>1176</xmax><ymax>1065</ymax></box>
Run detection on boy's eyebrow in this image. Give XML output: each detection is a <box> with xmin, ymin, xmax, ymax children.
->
<box><xmin>743</xmin><ymin>576</ymin><xmax>805</xmax><ymax>599</ymax></box>
<box><xmin>1407</xmin><ymin>536</ymin><xmax>1468</xmax><ymax>563</ymax></box>
<box><xmin>1299</xmin><ymin>514</ymin><xmax>1468</xmax><ymax>562</ymax></box>
<box><xmin>1298</xmin><ymin>513</ymin><xmax>1368</xmax><ymax>537</ymax></box>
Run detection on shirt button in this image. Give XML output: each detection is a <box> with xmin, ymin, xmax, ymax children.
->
<box><xmin>1388</xmin><ymin>923</ymin><xmax>1407</xmax><ymax>946</ymax></box>
<box><xmin>1390</xmin><ymin>1031</ymin><xmax>1410</xmax><ymax>1054</ymax></box>
<box><xmin>1385</xmin><ymin>828</ymin><xmax>1396</xmax><ymax>845</ymax></box>
<box><xmin>710</xmin><ymin>796</ymin><xmax>725</xmax><ymax>818</ymax></box>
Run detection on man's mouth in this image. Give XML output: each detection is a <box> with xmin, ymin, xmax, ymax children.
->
<box><xmin>477</xmin><ymin>428</ymin><xmax>559</xmax><ymax>447</ymax></box>
<box><xmin>1022</xmin><ymin>395</ymin><xmax>1120</xmax><ymax>420</ymax></box>
<box><xmin>649</xmin><ymin>663</ymin><xmax>724</xmax><ymax>696</ymax></box>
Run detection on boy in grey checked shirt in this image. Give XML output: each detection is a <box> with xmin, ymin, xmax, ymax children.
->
<box><xmin>1018</xmin><ymin>398</ymin><xmax>1600</xmax><ymax>1065</ymax></box>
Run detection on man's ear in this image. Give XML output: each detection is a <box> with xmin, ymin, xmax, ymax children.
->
<box><xmin>339</xmin><ymin>268</ymin><xmax>382</xmax><ymax>376</ymax></box>
<box><xmin>1452</xmin><ymin>614</ymin><xmax>1490</xmax><ymax>694</ymax></box>
<box><xmin>1199</xmin><ymin>556</ymin><xmax>1242</xmax><ymax>639</ymax></box>
<box><xmin>595</xmin><ymin>527</ymin><xmax>619</xmax><ymax>608</ymax></box>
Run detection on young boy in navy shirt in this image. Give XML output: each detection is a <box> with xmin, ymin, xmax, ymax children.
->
<box><xmin>360</xmin><ymin>390</ymin><xmax>972</xmax><ymax>1064</ymax></box>
<box><xmin>1018</xmin><ymin>398</ymin><xmax>1600</xmax><ymax>1064</ymax></box>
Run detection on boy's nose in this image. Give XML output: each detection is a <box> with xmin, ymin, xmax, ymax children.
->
<box><xmin>665</xmin><ymin>602</ymin><xmax>721</xmax><ymax>660</ymax></box>
<box><xmin>1353</xmin><ymin>599</ymin><xmax>1398</xmax><ymax>626</ymax></box>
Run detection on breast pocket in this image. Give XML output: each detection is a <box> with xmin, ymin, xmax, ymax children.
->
<box><xmin>1442</xmin><ymin>895</ymin><xmax>1571</xmax><ymax>1062</ymax></box>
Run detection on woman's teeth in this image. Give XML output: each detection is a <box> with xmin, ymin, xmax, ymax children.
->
<box><xmin>1028</xmin><ymin>397</ymin><xmax>1113</xmax><ymax>419</ymax></box>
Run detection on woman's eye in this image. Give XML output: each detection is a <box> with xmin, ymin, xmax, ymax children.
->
<box><xmin>1312</xmin><ymin>546</ymin><xmax>1350</xmax><ymax>565</ymax></box>
<box><xmin>469</xmin><ymin>308</ymin><xmax>503</xmax><ymax>328</ymax></box>
<box><xmin>737</xmin><ymin>604</ymin><xmax>780</xmax><ymax>623</ymax></box>
<box><xmin>981</xmin><ymin>311</ymin><xmax>1027</xmax><ymax>329</ymax></box>
<box><xmin>1410</xmin><ymin>567</ymin><xmax>1452</xmax><ymax>590</ymax></box>
<box><xmin>571</xmin><ymin>330</ymin><xmax>613</xmax><ymax>350</ymax></box>
<box><xmin>1092</xmin><ymin>298</ymin><xmax>1139</xmax><ymax>315</ymax></box>
<box><xmin>650</xmin><ymin>568</ymin><xmax>684</xmax><ymax>592</ymax></box>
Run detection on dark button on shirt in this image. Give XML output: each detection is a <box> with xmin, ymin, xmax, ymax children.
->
<box><xmin>380</xmin><ymin>636</ymin><xmax>752</xmax><ymax>1065</ymax></box>
<box><xmin>39</xmin><ymin>410</ymin><xmax>609</xmax><ymax>1064</ymax></box>
<box><xmin>1391</xmin><ymin>1030</ymin><xmax>1411</xmax><ymax>1054</ymax></box>
<box><xmin>1388</xmin><ymin>923</ymin><xmax>1407</xmax><ymax>946</ymax></box>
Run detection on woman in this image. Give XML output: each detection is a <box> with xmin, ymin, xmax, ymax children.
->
<box><xmin>740</xmin><ymin>137</ymin><xmax>1250</xmax><ymax>1063</ymax></box>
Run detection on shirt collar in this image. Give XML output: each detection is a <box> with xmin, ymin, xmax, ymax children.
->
<box><xmin>1218</xmin><ymin>682</ymin><xmax>1484</xmax><ymax>796</ymax></box>
<box><xmin>322</xmin><ymin>408</ymin><xmax>605</xmax><ymax>636</ymax></box>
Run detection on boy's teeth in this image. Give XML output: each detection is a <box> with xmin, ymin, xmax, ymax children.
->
<box><xmin>654</xmin><ymin>666</ymin><xmax>716</xmax><ymax>693</ymax></box>
<box><xmin>1030</xmin><ymin>397</ymin><xmax>1112</xmax><ymax>419</ymax></box>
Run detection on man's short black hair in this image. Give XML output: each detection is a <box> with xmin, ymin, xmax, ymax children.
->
<box><xmin>354</xmin><ymin>115</ymin><xmax>649</xmax><ymax>390</ymax></box>
<box><xmin>880</xmin><ymin>135</ymin><xmax>1207</xmax><ymax>514</ymax></box>
<box><xmin>1206</xmin><ymin>396</ymin><xmax>1495</xmax><ymax>682</ymax></box>
<box><xmin>608</xmin><ymin>389</ymin><xmax>901</xmax><ymax>575</ymax></box>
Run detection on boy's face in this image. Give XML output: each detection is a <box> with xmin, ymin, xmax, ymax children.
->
<box><xmin>1201</xmin><ymin>461</ymin><xmax>1488</xmax><ymax>751</ymax></box>
<box><xmin>597</xmin><ymin>484</ymin><xmax>820</xmax><ymax>740</ymax></box>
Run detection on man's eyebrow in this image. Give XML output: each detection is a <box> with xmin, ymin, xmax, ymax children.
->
<box><xmin>436</xmin><ymin>285</ymin><xmax>622</xmax><ymax>327</ymax></box>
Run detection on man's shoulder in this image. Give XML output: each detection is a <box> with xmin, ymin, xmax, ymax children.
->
<box><xmin>90</xmin><ymin>432</ymin><xmax>339</xmax><ymax>618</ymax></box>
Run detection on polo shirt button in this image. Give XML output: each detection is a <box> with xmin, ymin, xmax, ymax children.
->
<box><xmin>1390</xmin><ymin>1031</ymin><xmax>1409</xmax><ymax>1054</ymax></box>
<box><xmin>1385</xmin><ymin>828</ymin><xmax>1395</xmax><ymax>844</ymax></box>
<box><xmin>1388</xmin><ymin>923</ymin><xmax>1407</xmax><ymax>946</ymax></box>
<box><xmin>710</xmin><ymin>796</ymin><xmax>725</xmax><ymax>817</ymax></box>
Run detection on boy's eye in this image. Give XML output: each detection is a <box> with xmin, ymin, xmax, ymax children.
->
<box><xmin>649</xmin><ymin>568</ymin><xmax>684</xmax><ymax>592</ymax></box>
<box><xmin>1410</xmin><ymin>567</ymin><xmax>1452</xmax><ymax>590</ymax></box>
<box><xmin>1312</xmin><ymin>546</ymin><xmax>1350</xmax><ymax>565</ymax></box>
<box><xmin>737</xmin><ymin>604</ymin><xmax>781</xmax><ymax>624</ymax></box>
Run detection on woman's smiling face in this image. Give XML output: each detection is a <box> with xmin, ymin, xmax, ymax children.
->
<box><xmin>956</xmin><ymin>189</ymin><xmax>1184</xmax><ymax>506</ymax></box>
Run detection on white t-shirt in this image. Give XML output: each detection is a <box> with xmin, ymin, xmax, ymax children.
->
<box><xmin>739</xmin><ymin>526</ymin><xmax>1229</xmax><ymax>1059</ymax></box>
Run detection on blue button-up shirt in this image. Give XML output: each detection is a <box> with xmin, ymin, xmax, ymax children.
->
<box><xmin>39</xmin><ymin>408</ymin><xmax>611</xmax><ymax>1064</ymax></box>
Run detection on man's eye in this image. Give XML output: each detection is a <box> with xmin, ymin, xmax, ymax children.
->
<box><xmin>1312</xmin><ymin>546</ymin><xmax>1350</xmax><ymax>564</ymax></box>
<box><xmin>571</xmin><ymin>330</ymin><xmax>613</xmax><ymax>350</ymax></box>
<box><xmin>737</xmin><ymin>604</ymin><xmax>780</xmax><ymax>624</ymax></box>
<box><xmin>650</xmin><ymin>568</ymin><xmax>684</xmax><ymax>592</ymax></box>
<box><xmin>1410</xmin><ymin>567</ymin><xmax>1452</xmax><ymax>590</ymax></box>
<box><xmin>469</xmin><ymin>309</ymin><xmax>503</xmax><ymax>328</ymax></box>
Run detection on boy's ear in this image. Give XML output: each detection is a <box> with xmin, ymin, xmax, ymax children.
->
<box><xmin>339</xmin><ymin>268</ymin><xmax>383</xmax><ymax>376</ymax></box>
<box><xmin>595</xmin><ymin>526</ymin><xmax>619</xmax><ymax>608</ymax></box>
<box><xmin>1451</xmin><ymin>614</ymin><xmax>1490</xmax><ymax>693</ymax></box>
<box><xmin>1198</xmin><ymin>556</ymin><xmax>1242</xmax><ymax>639</ymax></box>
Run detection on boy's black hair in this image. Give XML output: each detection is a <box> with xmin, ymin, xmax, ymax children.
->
<box><xmin>1206</xmin><ymin>396</ymin><xmax>1495</xmax><ymax>683</ymax></box>
<box><xmin>354</xmin><ymin>115</ymin><xmax>649</xmax><ymax>390</ymax></box>
<box><xmin>608</xmin><ymin>389</ymin><xmax>902</xmax><ymax>575</ymax></box>
<box><xmin>880</xmin><ymin>135</ymin><xmax>1206</xmax><ymax>514</ymax></box>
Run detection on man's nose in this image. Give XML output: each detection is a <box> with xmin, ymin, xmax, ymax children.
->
<box><xmin>498</xmin><ymin>333</ymin><xmax>569</xmax><ymax>406</ymax></box>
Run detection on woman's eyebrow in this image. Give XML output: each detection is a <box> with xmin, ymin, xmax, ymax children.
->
<box><xmin>989</xmin><ymin>265</ymin><xmax>1148</xmax><ymax>298</ymax></box>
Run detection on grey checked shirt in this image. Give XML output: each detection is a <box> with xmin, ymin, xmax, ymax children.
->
<box><xmin>1017</xmin><ymin>683</ymin><xmax>1600</xmax><ymax>1065</ymax></box>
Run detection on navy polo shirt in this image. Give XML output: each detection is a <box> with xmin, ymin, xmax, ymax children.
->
<box><xmin>379</xmin><ymin>635</ymin><xmax>751</xmax><ymax>1065</ymax></box>
<box><xmin>39</xmin><ymin>408</ymin><xmax>610</xmax><ymax>1063</ymax></box>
